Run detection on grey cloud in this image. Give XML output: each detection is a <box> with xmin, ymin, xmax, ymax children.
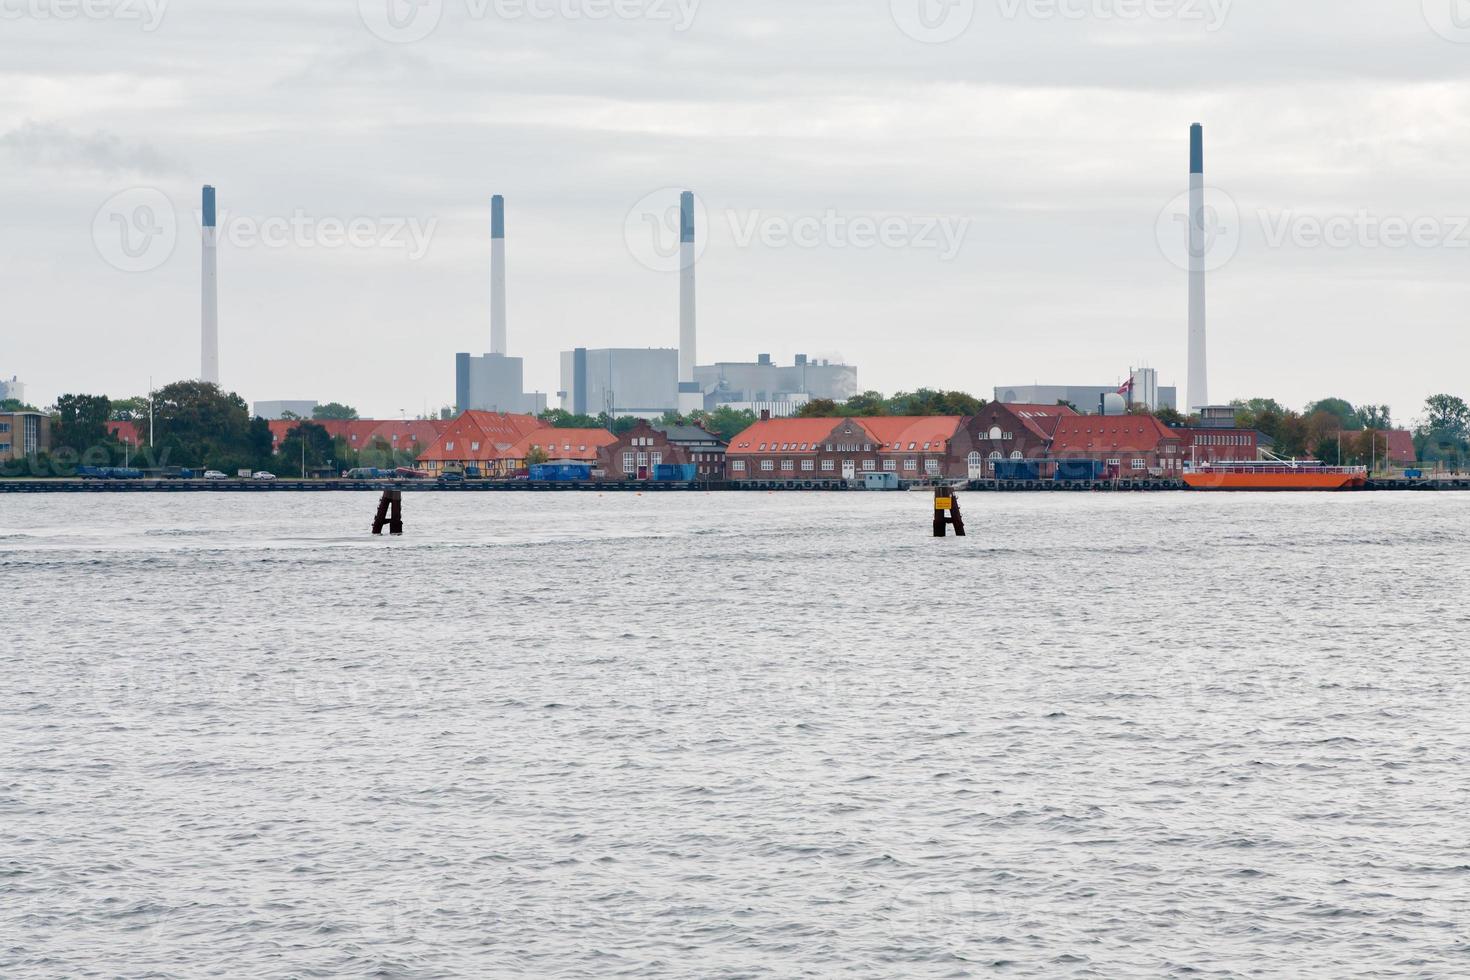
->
<box><xmin>0</xmin><ymin>121</ymin><xmax>178</xmax><ymax>175</ymax></box>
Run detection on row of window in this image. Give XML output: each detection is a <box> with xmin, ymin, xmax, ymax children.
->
<box><xmin>1197</xmin><ymin>433</ymin><xmax>1251</xmax><ymax>446</ymax></box>
<box><xmin>755</xmin><ymin>441</ymin><xmax>946</xmax><ymax>453</ymax></box>
<box><xmin>621</xmin><ymin>452</ymin><xmax>663</xmax><ymax>470</ymax></box>
<box><xmin>735</xmin><ymin>458</ymin><xmax>947</xmax><ymax>474</ymax></box>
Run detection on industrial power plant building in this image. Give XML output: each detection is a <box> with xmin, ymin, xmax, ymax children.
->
<box><xmin>454</xmin><ymin>196</ymin><xmax>549</xmax><ymax>416</ymax></box>
<box><xmin>694</xmin><ymin>354</ymin><xmax>858</xmax><ymax>412</ymax></box>
<box><xmin>558</xmin><ymin>347</ymin><xmax>679</xmax><ymax>418</ymax></box>
<box><xmin>995</xmin><ymin>369</ymin><xmax>1177</xmax><ymax>414</ymax></box>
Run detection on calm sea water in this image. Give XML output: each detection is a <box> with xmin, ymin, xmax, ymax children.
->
<box><xmin>2</xmin><ymin>492</ymin><xmax>1468</xmax><ymax>978</ymax></box>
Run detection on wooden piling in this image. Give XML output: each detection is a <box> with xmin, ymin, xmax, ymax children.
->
<box><xmin>933</xmin><ymin>486</ymin><xmax>966</xmax><ymax>537</ymax></box>
<box><xmin>372</xmin><ymin>489</ymin><xmax>403</xmax><ymax>536</ymax></box>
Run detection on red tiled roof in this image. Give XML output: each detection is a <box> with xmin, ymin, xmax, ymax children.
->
<box><xmin>1358</xmin><ymin>429</ymin><xmax>1416</xmax><ymax>464</ymax></box>
<box><xmin>727</xmin><ymin>417</ymin><xmax>859</xmax><ymax>455</ymax></box>
<box><xmin>725</xmin><ymin>416</ymin><xmax>962</xmax><ymax>455</ymax></box>
<box><xmin>1051</xmin><ymin>415</ymin><xmax>1180</xmax><ymax>454</ymax></box>
<box><xmin>510</xmin><ymin>428</ymin><xmax>618</xmax><ymax>462</ymax></box>
<box><xmin>417</xmin><ymin>412</ymin><xmax>546</xmax><ymax>464</ymax></box>
<box><xmin>1001</xmin><ymin>403</ymin><xmax>1078</xmax><ymax>440</ymax></box>
<box><xmin>865</xmin><ymin>417</ymin><xmax>965</xmax><ymax>454</ymax></box>
<box><xmin>1386</xmin><ymin>430</ymin><xmax>1416</xmax><ymax>464</ymax></box>
<box><xmin>267</xmin><ymin>419</ymin><xmax>449</xmax><ymax>448</ymax></box>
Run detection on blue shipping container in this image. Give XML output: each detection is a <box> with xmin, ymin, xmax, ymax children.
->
<box><xmin>993</xmin><ymin>460</ymin><xmax>1043</xmax><ymax>481</ymax></box>
<box><xmin>530</xmin><ymin>464</ymin><xmax>592</xmax><ymax>482</ymax></box>
<box><xmin>1054</xmin><ymin>459</ymin><xmax>1107</xmax><ymax>482</ymax></box>
<box><xmin>653</xmin><ymin>464</ymin><xmax>697</xmax><ymax>482</ymax></box>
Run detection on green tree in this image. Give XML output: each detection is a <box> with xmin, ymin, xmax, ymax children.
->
<box><xmin>247</xmin><ymin>416</ymin><xmax>274</xmax><ymax>467</ymax></box>
<box><xmin>149</xmin><ymin>381</ymin><xmax>253</xmax><ymax>469</ymax></box>
<box><xmin>526</xmin><ymin>446</ymin><xmax>549</xmax><ymax>466</ymax></box>
<box><xmin>53</xmin><ymin>394</ymin><xmax>114</xmax><ymax>457</ymax></box>
<box><xmin>273</xmin><ymin>421</ymin><xmax>337</xmax><ymax>476</ymax></box>
<box><xmin>0</xmin><ymin>398</ymin><xmax>40</xmax><ymax>413</ymax></box>
<box><xmin>1415</xmin><ymin>394</ymin><xmax>1470</xmax><ymax>465</ymax></box>
<box><xmin>795</xmin><ymin>399</ymin><xmax>841</xmax><ymax>418</ymax></box>
<box><xmin>1305</xmin><ymin>397</ymin><xmax>1361</xmax><ymax>431</ymax></box>
<box><xmin>313</xmin><ymin>402</ymin><xmax>359</xmax><ymax>421</ymax></box>
<box><xmin>109</xmin><ymin>396</ymin><xmax>149</xmax><ymax>422</ymax></box>
<box><xmin>842</xmin><ymin>391</ymin><xmax>888</xmax><ymax>416</ymax></box>
<box><xmin>539</xmin><ymin>409</ymin><xmax>605</xmax><ymax>429</ymax></box>
<box><xmin>1152</xmin><ymin>406</ymin><xmax>1186</xmax><ymax>426</ymax></box>
<box><xmin>1356</xmin><ymin>404</ymin><xmax>1392</xmax><ymax>430</ymax></box>
<box><xmin>885</xmin><ymin>389</ymin><xmax>986</xmax><ymax>416</ymax></box>
<box><xmin>688</xmin><ymin>407</ymin><xmax>757</xmax><ymax>441</ymax></box>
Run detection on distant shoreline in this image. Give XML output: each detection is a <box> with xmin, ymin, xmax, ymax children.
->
<box><xmin>4</xmin><ymin>478</ymin><xmax>1469</xmax><ymax>494</ymax></box>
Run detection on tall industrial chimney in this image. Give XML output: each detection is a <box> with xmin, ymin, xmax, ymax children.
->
<box><xmin>201</xmin><ymin>185</ymin><xmax>219</xmax><ymax>386</ymax></box>
<box><xmin>1187</xmin><ymin>124</ymin><xmax>1208</xmax><ymax>411</ymax></box>
<box><xmin>491</xmin><ymin>194</ymin><xmax>507</xmax><ymax>356</ymax></box>
<box><xmin>677</xmin><ymin>190</ymin><xmax>702</xmax><ymax>414</ymax></box>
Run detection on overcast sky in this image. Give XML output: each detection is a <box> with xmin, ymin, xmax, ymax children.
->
<box><xmin>3</xmin><ymin>0</ymin><xmax>1468</xmax><ymax>422</ymax></box>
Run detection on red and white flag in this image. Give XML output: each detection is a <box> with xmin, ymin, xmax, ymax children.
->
<box><xmin>1117</xmin><ymin>377</ymin><xmax>1135</xmax><ymax>395</ymax></box>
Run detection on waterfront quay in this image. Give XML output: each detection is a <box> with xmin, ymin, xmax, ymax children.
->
<box><xmin>3</xmin><ymin>477</ymin><xmax>1468</xmax><ymax>494</ymax></box>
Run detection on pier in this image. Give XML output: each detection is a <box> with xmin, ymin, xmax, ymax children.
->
<box><xmin>3</xmin><ymin>477</ymin><xmax>1468</xmax><ymax>493</ymax></box>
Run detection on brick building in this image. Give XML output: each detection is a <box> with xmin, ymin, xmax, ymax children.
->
<box><xmin>1178</xmin><ymin>427</ymin><xmax>1261</xmax><ymax>469</ymax></box>
<box><xmin>1049</xmin><ymin>415</ymin><xmax>1186</xmax><ymax>478</ymax></box>
<box><xmin>598</xmin><ymin>420</ymin><xmax>690</xmax><ymax>480</ymax></box>
<box><xmin>725</xmin><ymin>414</ymin><xmax>963</xmax><ymax>484</ymax></box>
<box><xmin>656</xmin><ymin>423</ymin><xmax>728</xmax><ymax>480</ymax></box>
<box><xmin>948</xmin><ymin>402</ymin><xmax>1078</xmax><ymax>479</ymax></box>
<box><xmin>0</xmin><ymin>411</ymin><xmax>49</xmax><ymax>462</ymax></box>
<box><xmin>417</xmin><ymin>411</ymin><xmax>547</xmax><ymax>476</ymax></box>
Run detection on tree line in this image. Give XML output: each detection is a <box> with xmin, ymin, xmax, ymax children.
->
<box><xmin>2</xmin><ymin>382</ymin><xmax>403</xmax><ymax>477</ymax></box>
<box><xmin>8</xmin><ymin>383</ymin><xmax>1467</xmax><ymax>476</ymax></box>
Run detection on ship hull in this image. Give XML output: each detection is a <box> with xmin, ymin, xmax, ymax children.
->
<box><xmin>1182</xmin><ymin>472</ymin><xmax>1365</xmax><ymax>491</ymax></box>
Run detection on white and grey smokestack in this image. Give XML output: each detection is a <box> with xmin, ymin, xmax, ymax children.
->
<box><xmin>201</xmin><ymin>185</ymin><xmax>219</xmax><ymax>386</ymax></box>
<box><xmin>1187</xmin><ymin>124</ymin><xmax>1208</xmax><ymax>411</ymax></box>
<box><xmin>678</xmin><ymin>190</ymin><xmax>696</xmax><ymax>384</ymax></box>
<box><xmin>491</xmin><ymin>195</ymin><xmax>507</xmax><ymax>356</ymax></box>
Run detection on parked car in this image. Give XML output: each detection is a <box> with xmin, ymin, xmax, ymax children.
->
<box><xmin>203</xmin><ymin>470</ymin><xmax>229</xmax><ymax>480</ymax></box>
<box><xmin>394</xmin><ymin>467</ymin><xmax>432</xmax><ymax>480</ymax></box>
<box><xmin>252</xmin><ymin>471</ymin><xmax>277</xmax><ymax>481</ymax></box>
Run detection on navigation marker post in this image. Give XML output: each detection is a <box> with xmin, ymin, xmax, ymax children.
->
<box><xmin>934</xmin><ymin>487</ymin><xmax>965</xmax><ymax>537</ymax></box>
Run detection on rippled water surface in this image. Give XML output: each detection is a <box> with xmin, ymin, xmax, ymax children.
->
<box><xmin>3</xmin><ymin>492</ymin><xmax>1469</xmax><ymax>978</ymax></box>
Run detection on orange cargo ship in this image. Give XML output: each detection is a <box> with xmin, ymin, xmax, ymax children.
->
<box><xmin>1183</xmin><ymin>462</ymin><xmax>1368</xmax><ymax>491</ymax></box>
